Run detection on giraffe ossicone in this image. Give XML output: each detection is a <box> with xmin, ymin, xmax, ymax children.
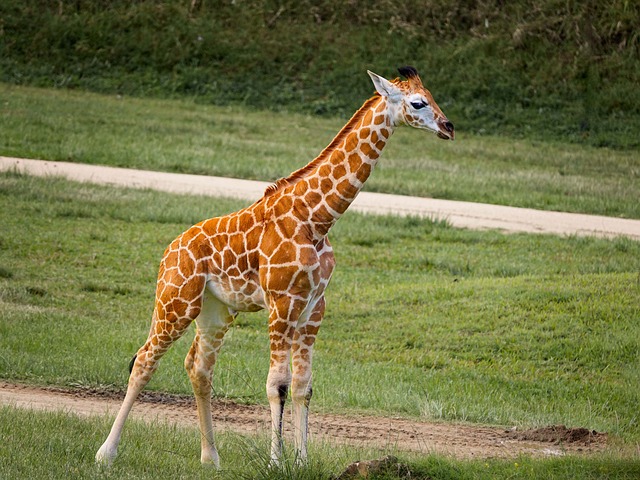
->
<box><xmin>96</xmin><ymin>66</ymin><xmax>453</xmax><ymax>468</ymax></box>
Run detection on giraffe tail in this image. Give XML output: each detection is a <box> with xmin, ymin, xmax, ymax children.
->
<box><xmin>128</xmin><ymin>354</ymin><xmax>137</xmax><ymax>374</ymax></box>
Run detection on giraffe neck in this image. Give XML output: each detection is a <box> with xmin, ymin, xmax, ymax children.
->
<box><xmin>308</xmin><ymin>94</ymin><xmax>393</xmax><ymax>236</ymax></box>
<box><xmin>268</xmin><ymin>94</ymin><xmax>394</xmax><ymax>239</ymax></box>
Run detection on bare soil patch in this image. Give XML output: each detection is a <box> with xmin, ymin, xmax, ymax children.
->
<box><xmin>0</xmin><ymin>382</ymin><xmax>608</xmax><ymax>459</ymax></box>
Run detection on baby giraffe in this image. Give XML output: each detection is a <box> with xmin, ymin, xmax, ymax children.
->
<box><xmin>96</xmin><ymin>66</ymin><xmax>454</xmax><ymax>467</ymax></box>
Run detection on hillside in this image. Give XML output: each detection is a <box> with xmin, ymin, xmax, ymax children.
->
<box><xmin>1</xmin><ymin>0</ymin><xmax>638</xmax><ymax>148</ymax></box>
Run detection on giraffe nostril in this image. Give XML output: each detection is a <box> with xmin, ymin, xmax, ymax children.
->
<box><xmin>444</xmin><ymin>121</ymin><xmax>454</xmax><ymax>133</ymax></box>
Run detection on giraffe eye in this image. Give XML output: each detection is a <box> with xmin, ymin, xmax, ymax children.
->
<box><xmin>410</xmin><ymin>101</ymin><xmax>427</xmax><ymax>110</ymax></box>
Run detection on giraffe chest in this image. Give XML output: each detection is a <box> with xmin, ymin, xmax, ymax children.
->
<box><xmin>204</xmin><ymin>239</ymin><xmax>266</xmax><ymax>312</ymax></box>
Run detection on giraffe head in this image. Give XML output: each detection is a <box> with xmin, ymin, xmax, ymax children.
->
<box><xmin>367</xmin><ymin>66</ymin><xmax>454</xmax><ymax>140</ymax></box>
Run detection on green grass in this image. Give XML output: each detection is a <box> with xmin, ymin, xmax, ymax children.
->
<box><xmin>1</xmin><ymin>172</ymin><xmax>639</xmax><ymax>448</ymax></box>
<box><xmin>1</xmin><ymin>406</ymin><xmax>639</xmax><ymax>480</ymax></box>
<box><xmin>2</xmin><ymin>84</ymin><xmax>639</xmax><ymax>218</ymax></box>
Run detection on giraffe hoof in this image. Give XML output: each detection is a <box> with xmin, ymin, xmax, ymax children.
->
<box><xmin>201</xmin><ymin>450</ymin><xmax>220</xmax><ymax>469</ymax></box>
<box><xmin>95</xmin><ymin>444</ymin><xmax>117</xmax><ymax>466</ymax></box>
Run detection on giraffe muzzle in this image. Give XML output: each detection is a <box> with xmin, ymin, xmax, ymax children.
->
<box><xmin>437</xmin><ymin>120</ymin><xmax>455</xmax><ymax>140</ymax></box>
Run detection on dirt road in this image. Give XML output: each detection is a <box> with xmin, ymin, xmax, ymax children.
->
<box><xmin>0</xmin><ymin>382</ymin><xmax>607</xmax><ymax>459</ymax></box>
<box><xmin>2</xmin><ymin>156</ymin><xmax>640</xmax><ymax>240</ymax></box>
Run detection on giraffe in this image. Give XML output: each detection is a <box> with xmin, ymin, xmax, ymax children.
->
<box><xmin>95</xmin><ymin>66</ymin><xmax>454</xmax><ymax>468</ymax></box>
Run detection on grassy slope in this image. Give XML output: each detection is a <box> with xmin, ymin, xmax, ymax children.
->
<box><xmin>2</xmin><ymin>84</ymin><xmax>639</xmax><ymax>219</ymax></box>
<box><xmin>1</xmin><ymin>1</ymin><xmax>638</xmax><ymax>149</ymax></box>
<box><xmin>1</xmin><ymin>173</ymin><xmax>638</xmax><ymax>446</ymax></box>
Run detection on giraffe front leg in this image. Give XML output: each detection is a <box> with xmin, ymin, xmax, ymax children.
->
<box><xmin>291</xmin><ymin>297</ymin><xmax>324</xmax><ymax>464</ymax></box>
<box><xmin>265</xmin><ymin>294</ymin><xmax>300</xmax><ymax>465</ymax></box>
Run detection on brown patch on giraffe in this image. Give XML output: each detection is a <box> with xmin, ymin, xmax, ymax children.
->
<box><xmin>304</xmin><ymin>190</ymin><xmax>322</xmax><ymax>207</ymax></box>
<box><xmin>326</xmin><ymin>193</ymin><xmax>348</xmax><ymax>215</ymax></box>
<box><xmin>332</xmin><ymin>164</ymin><xmax>347</xmax><ymax>180</ymax></box>
<box><xmin>293</xmin><ymin>179</ymin><xmax>309</xmax><ymax>196</ymax></box>
<box><xmin>330</xmin><ymin>150</ymin><xmax>346</xmax><ymax>165</ymax></box>
<box><xmin>192</xmin><ymin>237</ymin><xmax>213</xmax><ymax>258</ymax></box>
<box><xmin>239</xmin><ymin>210</ymin><xmax>254</xmax><ymax>226</ymax></box>
<box><xmin>259</xmin><ymin>229</ymin><xmax>280</xmax><ymax>258</ymax></box>
<box><xmin>168</xmin><ymin>299</ymin><xmax>189</xmax><ymax>318</ymax></box>
<box><xmin>348</xmin><ymin>153</ymin><xmax>362</xmax><ymax>173</ymax></box>
<box><xmin>271</xmin><ymin>240</ymin><xmax>297</xmax><ymax>263</ymax></box>
<box><xmin>276</xmin><ymin>215</ymin><xmax>298</xmax><ymax>237</ymax></box>
<box><xmin>217</xmin><ymin>216</ymin><xmax>229</xmax><ymax>232</ymax></box>
<box><xmin>163</xmin><ymin>250</ymin><xmax>179</xmax><ymax>270</ymax></box>
<box><xmin>363</xmin><ymin>109</ymin><xmax>374</xmax><ymax>125</ymax></box>
<box><xmin>308</xmin><ymin>177</ymin><xmax>319</xmax><ymax>190</ymax></box>
<box><xmin>360</xmin><ymin>142</ymin><xmax>375</xmax><ymax>158</ymax></box>
<box><xmin>236</xmin><ymin>254</ymin><xmax>249</xmax><ymax>272</ymax></box>
<box><xmin>344</xmin><ymin>132</ymin><xmax>359</xmax><ymax>152</ymax></box>
<box><xmin>200</xmin><ymin>218</ymin><xmax>219</xmax><ymax>235</ymax></box>
<box><xmin>222</xmin><ymin>249</ymin><xmax>236</xmax><ymax>267</ymax></box>
<box><xmin>229</xmin><ymin>215</ymin><xmax>240</xmax><ymax>233</ymax></box>
<box><xmin>178</xmin><ymin>249</ymin><xmax>195</xmax><ymax>276</ymax></box>
<box><xmin>297</xmin><ymin>245</ymin><xmax>318</xmax><ymax>264</ymax></box>
<box><xmin>312</xmin><ymin>205</ymin><xmax>334</xmax><ymax>226</ymax></box>
<box><xmin>359</xmin><ymin>127</ymin><xmax>371</xmax><ymax>139</ymax></box>
<box><xmin>229</xmin><ymin>233</ymin><xmax>245</xmax><ymax>256</ymax></box>
<box><xmin>318</xmin><ymin>164</ymin><xmax>332</xmax><ymax>178</ymax></box>
<box><xmin>337</xmin><ymin>179</ymin><xmax>359</xmax><ymax>198</ymax></box>
<box><xmin>210</xmin><ymin>232</ymin><xmax>228</xmax><ymax>252</ymax></box>
<box><xmin>227</xmin><ymin>266</ymin><xmax>241</xmax><ymax>278</ymax></box>
<box><xmin>275</xmin><ymin>195</ymin><xmax>294</xmax><ymax>215</ymax></box>
<box><xmin>355</xmin><ymin>163</ymin><xmax>372</xmax><ymax>183</ymax></box>
<box><xmin>320</xmin><ymin>177</ymin><xmax>333</xmax><ymax>193</ymax></box>
<box><xmin>180</xmin><ymin>275</ymin><xmax>204</xmax><ymax>299</ymax></box>
<box><xmin>292</xmin><ymin>202</ymin><xmax>311</xmax><ymax>222</ymax></box>
<box><xmin>245</xmin><ymin>225</ymin><xmax>262</xmax><ymax>250</ymax></box>
<box><xmin>266</xmin><ymin>265</ymin><xmax>298</xmax><ymax>290</ymax></box>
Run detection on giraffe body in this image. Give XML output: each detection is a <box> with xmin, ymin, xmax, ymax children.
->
<box><xmin>96</xmin><ymin>66</ymin><xmax>453</xmax><ymax>467</ymax></box>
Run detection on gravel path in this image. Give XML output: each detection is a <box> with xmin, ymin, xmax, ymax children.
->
<box><xmin>2</xmin><ymin>156</ymin><xmax>639</xmax><ymax>240</ymax></box>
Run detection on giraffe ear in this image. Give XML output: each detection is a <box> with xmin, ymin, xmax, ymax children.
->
<box><xmin>367</xmin><ymin>70</ymin><xmax>402</xmax><ymax>101</ymax></box>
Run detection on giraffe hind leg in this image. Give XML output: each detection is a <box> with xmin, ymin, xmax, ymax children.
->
<box><xmin>96</xmin><ymin>305</ymin><xmax>199</xmax><ymax>465</ymax></box>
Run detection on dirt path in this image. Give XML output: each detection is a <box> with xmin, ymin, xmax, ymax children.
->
<box><xmin>2</xmin><ymin>156</ymin><xmax>640</xmax><ymax>240</ymax></box>
<box><xmin>0</xmin><ymin>382</ymin><xmax>607</xmax><ymax>459</ymax></box>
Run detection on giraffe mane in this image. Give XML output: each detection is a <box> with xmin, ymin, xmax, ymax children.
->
<box><xmin>263</xmin><ymin>93</ymin><xmax>383</xmax><ymax>197</ymax></box>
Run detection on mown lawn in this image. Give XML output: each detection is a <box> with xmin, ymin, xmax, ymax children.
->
<box><xmin>1</xmin><ymin>173</ymin><xmax>638</xmax><ymax>448</ymax></box>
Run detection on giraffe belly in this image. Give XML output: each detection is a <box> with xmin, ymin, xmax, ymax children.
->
<box><xmin>205</xmin><ymin>276</ymin><xmax>267</xmax><ymax>313</ymax></box>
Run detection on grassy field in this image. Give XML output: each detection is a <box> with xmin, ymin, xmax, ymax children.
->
<box><xmin>3</xmin><ymin>407</ymin><xmax>638</xmax><ymax>480</ymax></box>
<box><xmin>2</xmin><ymin>84</ymin><xmax>639</xmax><ymax>219</ymax></box>
<box><xmin>2</xmin><ymin>1</ymin><xmax>639</xmax><ymax>149</ymax></box>
<box><xmin>1</xmin><ymin>172</ymin><xmax>639</xmax><ymax>451</ymax></box>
